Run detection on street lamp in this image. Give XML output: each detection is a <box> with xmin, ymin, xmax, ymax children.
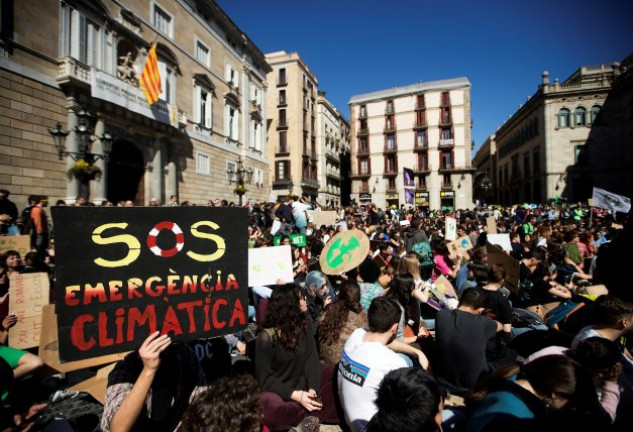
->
<box><xmin>48</xmin><ymin>107</ymin><xmax>113</xmax><ymax>200</ymax></box>
<box><xmin>226</xmin><ymin>156</ymin><xmax>253</xmax><ymax>206</ymax></box>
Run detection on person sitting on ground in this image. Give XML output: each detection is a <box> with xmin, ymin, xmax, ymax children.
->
<box><xmin>255</xmin><ymin>284</ymin><xmax>322</xmax><ymax>431</ymax></box>
<box><xmin>178</xmin><ymin>374</ymin><xmax>264</xmax><ymax>432</ymax></box>
<box><xmin>365</xmin><ymin>367</ymin><xmax>444</xmax><ymax>432</ymax></box>
<box><xmin>317</xmin><ymin>280</ymin><xmax>368</xmax><ymax>366</ymax></box>
<box><xmin>337</xmin><ymin>297</ymin><xmax>410</xmax><ymax>432</ymax></box>
<box><xmin>101</xmin><ymin>332</ymin><xmax>204</xmax><ymax>432</ymax></box>
<box><xmin>434</xmin><ymin>288</ymin><xmax>502</xmax><ymax>394</ymax></box>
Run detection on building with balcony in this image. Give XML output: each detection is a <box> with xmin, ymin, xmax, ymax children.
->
<box><xmin>474</xmin><ymin>61</ymin><xmax>624</xmax><ymax>205</ymax></box>
<box><xmin>0</xmin><ymin>0</ymin><xmax>271</xmax><ymax>206</ymax></box>
<box><xmin>265</xmin><ymin>51</ymin><xmax>320</xmax><ymax>202</ymax></box>
<box><xmin>348</xmin><ymin>78</ymin><xmax>474</xmax><ymax>210</ymax></box>
<box><xmin>316</xmin><ymin>91</ymin><xmax>350</xmax><ymax>208</ymax></box>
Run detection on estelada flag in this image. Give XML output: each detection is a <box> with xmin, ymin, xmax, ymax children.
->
<box><xmin>140</xmin><ymin>43</ymin><xmax>161</xmax><ymax>105</ymax></box>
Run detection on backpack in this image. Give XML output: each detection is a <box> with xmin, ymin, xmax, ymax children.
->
<box><xmin>411</xmin><ymin>241</ymin><xmax>433</xmax><ymax>268</ymax></box>
<box><xmin>20</xmin><ymin>205</ymin><xmax>34</xmax><ymax>234</ymax></box>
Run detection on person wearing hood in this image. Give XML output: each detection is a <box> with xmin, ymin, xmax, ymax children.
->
<box><xmin>404</xmin><ymin>218</ymin><xmax>429</xmax><ymax>252</ymax></box>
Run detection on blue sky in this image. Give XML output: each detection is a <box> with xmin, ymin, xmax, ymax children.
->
<box><xmin>217</xmin><ymin>0</ymin><xmax>633</xmax><ymax>153</ymax></box>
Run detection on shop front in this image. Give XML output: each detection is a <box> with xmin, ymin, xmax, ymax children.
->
<box><xmin>440</xmin><ymin>191</ymin><xmax>455</xmax><ymax>211</ymax></box>
<box><xmin>386</xmin><ymin>193</ymin><xmax>399</xmax><ymax>210</ymax></box>
<box><xmin>415</xmin><ymin>191</ymin><xmax>429</xmax><ymax>209</ymax></box>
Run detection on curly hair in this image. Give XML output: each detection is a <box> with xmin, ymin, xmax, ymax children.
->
<box><xmin>318</xmin><ymin>280</ymin><xmax>363</xmax><ymax>347</ymax></box>
<box><xmin>262</xmin><ymin>283</ymin><xmax>308</xmax><ymax>351</ymax></box>
<box><xmin>178</xmin><ymin>374</ymin><xmax>263</xmax><ymax>432</ymax></box>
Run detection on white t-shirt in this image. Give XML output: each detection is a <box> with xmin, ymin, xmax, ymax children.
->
<box><xmin>337</xmin><ymin>328</ymin><xmax>408</xmax><ymax>432</ymax></box>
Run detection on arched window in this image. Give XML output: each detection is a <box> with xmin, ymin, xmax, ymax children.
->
<box><xmin>591</xmin><ymin>105</ymin><xmax>601</xmax><ymax>124</ymax></box>
<box><xmin>575</xmin><ymin>106</ymin><xmax>587</xmax><ymax>126</ymax></box>
<box><xmin>558</xmin><ymin>108</ymin><xmax>570</xmax><ymax>128</ymax></box>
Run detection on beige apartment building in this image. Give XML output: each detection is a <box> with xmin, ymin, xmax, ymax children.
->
<box><xmin>265</xmin><ymin>51</ymin><xmax>319</xmax><ymax>202</ymax></box>
<box><xmin>316</xmin><ymin>91</ymin><xmax>350</xmax><ymax>208</ymax></box>
<box><xmin>474</xmin><ymin>62</ymin><xmax>623</xmax><ymax>205</ymax></box>
<box><xmin>349</xmin><ymin>78</ymin><xmax>474</xmax><ymax>210</ymax></box>
<box><xmin>0</xmin><ymin>0</ymin><xmax>270</xmax><ymax>207</ymax></box>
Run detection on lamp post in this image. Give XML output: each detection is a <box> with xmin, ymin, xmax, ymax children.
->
<box><xmin>227</xmin><ymin>156</ymin><xmax>253</xmax><ymax>206</ymax></box>
<box><xmin>48</xmin><ymin>107</ymin><xmax>113</xmax><ymax>200</ymax></box>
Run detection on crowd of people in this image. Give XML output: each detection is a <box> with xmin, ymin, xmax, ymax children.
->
<box><xmin>1</xmin><ymin>187</ymin><xmax>632</xmax><ymax>431</ymax></box>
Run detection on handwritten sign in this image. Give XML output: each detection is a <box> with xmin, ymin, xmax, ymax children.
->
<box><xmin>432</xmin><ymin>275</ymin><xmax>457</xmax><ymax>300</ymax></box>
<box><xmin>0</xmin><ymin>235</ymin><xmax>30</xmax><ymax>256</ymax></box>
<box><xmin>445</xmin><ymin>216</ymin><xmax>457</xmax><ymax>241</ymax></box>
<box><xmin>9</xmin><ymin>272</ymin><xmax>50</xmax><ymax>349</ymax></box>
<box><xmin>248</xmin><ymin>245</ymin><xmax>293</xmax><ymax>287</ymax></box>
<box><xmin>486</xmin><ymin>216</ymin><xmax>497</xmax><ymax>234</ymax></box>
<box><xmin>52</xmin><ymin>207</ymin><xmax>248</xmax><ymax>362</ymax></box>
<box><xmin>313</xmin><ymin>211</ymin><xmax>338</xmax><ymax>227</ymax></box>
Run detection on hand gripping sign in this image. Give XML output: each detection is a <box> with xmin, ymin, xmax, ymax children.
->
<box><xmin>51</xmin><ymin>206</ymin><xmax>248</xmax><ymax>362</ymax></box>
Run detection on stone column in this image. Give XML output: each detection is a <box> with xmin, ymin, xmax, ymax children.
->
<box><xmin>91</xmin><ymin>117</ymin><xmax>107</xmax><ymax>205</ymax></box>
<box><xmin>64</xmin><ymin>104</ymin><xmax>80</xmax><ymax>204</ymax></box>
<box><xmin>149</xmin><ymin>138</ymin><xmax>163</xmax><ymax>204</ymax></box>
<box><xmin>164</xmin><ymin>140</ymin><xmax>178</xmax><ymax>201</ymax></box>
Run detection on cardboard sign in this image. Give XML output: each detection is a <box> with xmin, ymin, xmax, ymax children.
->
<box><xmin>447</xmin><ymin>236</ymin><xmax>473</xmax><ymax>259</ymax></box>
<box><xmin>486</xmin><ymin>245</ymin><xmax>520</xmax><ymax>295</ymax></box>
<box><xmin>271</xmin><ymin>220</ymin><xmax>282</xmax><ymax>235</ymax></box>
<box><xmin>486</xmin><ymin>216</ymin><xmax>497</xmax><ymax>234</ymax></box>
<box><xmin>432</xmin><ymin>275</ymin><xmax>457</xmax><ymax>300</ymax></box>
<box><xmin>39</xmin><ymin>305</ymin><xmax>128</xmax><ymax>373</ymax></box>
<box><xmin>51</xmin><ymin>207</ymin><xmax>249</xmax><ymax>362</ymax></box>
<box><xmin>487</xmin><ymin>233</ymin><xmax>512</xmax><ymax>252</ymax></box>
<box><xmin>273</xmin><ymin>233</ymin><xmax>307</xmax><ymax>247</ymax></box>
<box><xmin>320</xmin><ymin>229</ymin><xmax>370</xmax><ymax>275</ymax></box>
<box><xmin>9</xmin><ymin>272</ymin><xmax>50</xmax><ymax>349</ymax></box>
<box><xmin>0</xmin><ymin>235</ymin><xmax>30</xmax><ymax>256</ymax></box>
<box><xmin>400</xmin><ymin>219</ymin><xmax>411</xmax><ymax>226</ymax></box>
<box><xmin>313</xmin><ymin>211</ymin><xmax>338</xmax><ymax>227</ymax></box>
<box><xmin>248</xmin><ymin>245</ymin><xmax>293</xmax><ymax>287</ymax></box>
<box><xmin>445</xmin><ymin>216</ymin><xmax>457</xmax><ymax>241</ymax></box>
<box><xmin>611</xmin><ymin>223</ymin><xmax>623</xmax><ymax>230</ymax></box>
<box><xmin>68</xmin><ymin>363</ymin><xmax>116</xmax><ymax>404</ymax></box>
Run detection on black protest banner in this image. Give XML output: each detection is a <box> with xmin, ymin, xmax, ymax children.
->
<box><xmin>51</xmin><ymin>207</ymin><xmax>248</xmax><ymax>362</ymax></box>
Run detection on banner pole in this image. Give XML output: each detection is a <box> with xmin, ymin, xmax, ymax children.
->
<box><xmin>588</xmin><ymin>205</ymin><xmax>593</xmax><ymax>228</ymax></box>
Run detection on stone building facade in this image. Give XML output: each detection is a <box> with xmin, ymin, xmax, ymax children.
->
<box><xmin>265</xmin><ymin>51</ymin><xmax>320</xmax><ymax>202</ymax></box>
<box><xmin>475</xmin><ymin>62</ymin><xmax>620</xmax><ymax>205</ymax></box>
<box><xmin>316</xmin><ymin>91</ymin><xmax>350</xmax><ymax>208</ymax></box>
<box><xmin>0</xmin><ymin>0</ymin><xmax>271</xmax><ymax>207</ymax></box>
<box><xmin>348</xmin><ymin>78</ymin><xmax>474</xmax><ymax>210</ymax></box>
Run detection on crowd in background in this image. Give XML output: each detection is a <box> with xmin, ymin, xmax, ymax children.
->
<box><xmin>1</xmin><ymin>186</ymin><xmax>632</xmax><ymax>431</ymax></box>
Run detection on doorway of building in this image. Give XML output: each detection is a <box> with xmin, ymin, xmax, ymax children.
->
<box><xmin>107</xmin><ymin>140</ymin><xmax>145</xmax><ymax>205</ymax></box>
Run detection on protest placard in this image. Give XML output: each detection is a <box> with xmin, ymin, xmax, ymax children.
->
<box><xmin>486</xmin><ymin>216</ymin><xmax>497</xmax><ymax>234</ymax></box>
<box><xmin>320</xmin><ymin>229</ymin><xmax>370</xmax><ymax>275</ymax></box>
<box><xmin>248</xmin><ymin>245</ymin><xmax>293</xmax><ymax>287</ymax></box>
<box><xmin>273</xmin><ymin>233</ymin><xmax>307</xmax><ymax>247</ymax></box>
<box><xmin>447</xmin><ymin>235</ymin><xmax>473</xmax><ymax>260</ymax></box>
<box><xmin>313</xmin><ymin>211</ymin><xmax>338</xmax><ymax>227</ymax></box>
<box><xmin>432</xmin><ymin>275</ymin><xmax>457</xmax><ymax>300</ymax></box>
<box><xmin>9</xmin><ymin>272</ymin><xmax>49</xmax><ymax>349</ymax></box>
<box><xmin>39</xmin><ymin>305</ymin><xmax>128</xmax><ymax>373</ymax></box>
<box><xmin>51</xmin><ymin>206</ymin><xmax>249</xmax><ymax>362</ymax></box>
<box><xmin>487</xmin><ymin>233</ymin><xmax>512</xmax><ymax>252</ymax></box>
<box><xmin>445</xmin><ymin>216</ymin><xmax>457</xmax><ymax>241</ymax></box>
<box><xmin>486</xmin><ymin>245</ymin><xmax>520</xmax><ymax>294</ymax></box>
<box><xmin>0</xmin><ymin>235</ymin><xmax>30</xmax><ymax>256</ymax></box>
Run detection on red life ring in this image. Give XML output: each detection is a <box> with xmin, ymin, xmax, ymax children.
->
<box><xmin>147</xmin><ymin>221</ymin><xmax>185</xmax><ymax>257</ymax></box>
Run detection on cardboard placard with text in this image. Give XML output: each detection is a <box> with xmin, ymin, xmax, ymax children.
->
<box><xmin>486</xmin><ymin>216</ymin><xmax>498</xmax><ymax>234</ymax></box>
<box><xmin>51</xmin><ymin>207</ymin><xmax>249</xmax><ymax>362</ymax></box>
<box><xmin>486</xmin><ymin>245</ymin><xmax>520</xmax><ymax>294</ymax></box>
<box><xmin>9</xmin><ymin>272</ymin><xmax>50</xmax><ymax>349</ymax></box>
<box><xmin>313</xmin><ymin>211</ymin><xmax>338</xmax><ymax>227</ymax></box>
<box><xmin>0</xmin><ymin>235</ymin><xmax>30</xmax><ymax>256</ymax></box>
<box><xmin>248</xmin><ymin>245</ymin><xmax>293</xmax><ymax>287</ymax></box>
